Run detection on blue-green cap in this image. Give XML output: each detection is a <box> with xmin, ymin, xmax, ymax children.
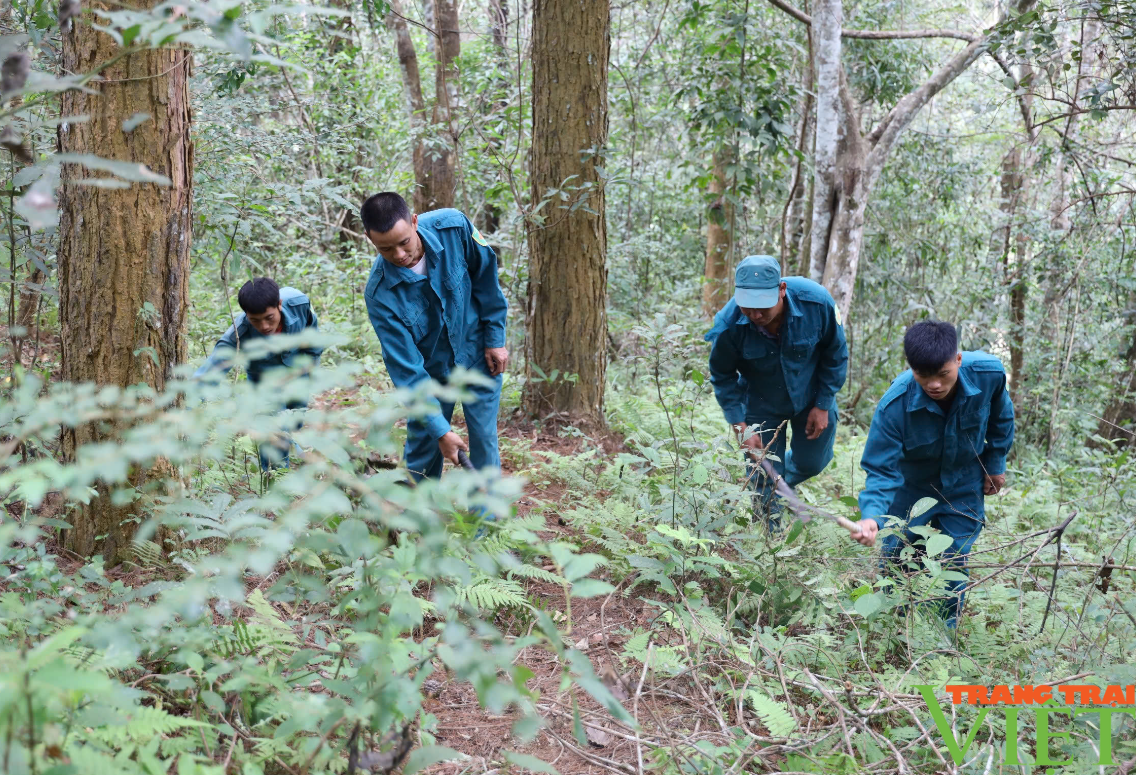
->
<box><xmin>734</xmin><ymin>255</ymin><xmax>781</xmax><ymax>309</ymax></box>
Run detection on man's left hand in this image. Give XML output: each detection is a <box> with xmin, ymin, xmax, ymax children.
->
<box><xmin>485</xmin><ymin>347</ymin><xmax>509</xmax><ymax>377</ymax></box>
<box><xmin>984</xmin><ymin>473</ymin><xmax>1006</xmax><ymax>495</ymax></box>
<box><xmin>805</xmin><ymin>406</ymin><xmax>829</xmax><ymax>440</ymax></box>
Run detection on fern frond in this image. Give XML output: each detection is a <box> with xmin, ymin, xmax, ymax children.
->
<box><xmin>747</xmin><ymin>690</ymin><xmax>797</xmax><ymax>738</ymax></box>
<box><xmin>507</xmin><ymin>564</ymin><xmax>565</xmax><ymax>584</ymax></box>
<box><xmin>456</xmin><ymin>577</ymin><xmax>528</xmax><ymax>611</ymax></box>
<box><xmin>82</xmin><ymin>705</ymin><xmax>208</xmax><ymax>747</ymax></box>
<box><xmin>65</xmin><ymin>744</ymin><xmax>148</xmax><ymax>775</ymax></box>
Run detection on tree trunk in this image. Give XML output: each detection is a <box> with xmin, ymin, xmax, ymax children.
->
<box><xmin>702</xmin><ymin>149</ymin><xmax>732</xmax><ymax>317</ymax></box>
<box><xmin>782</xmin><ymin>70</ymin><xmax>813</xmax><ymax>274</ymax></box>
<box><xmin>525</xmin><ymin>0</ymin><xmax>609</xmax><ymax>423</ymax></box>
<box><xmin>991</xmin><ymin>147</ymin><xmax>1030</xmax><ymax>406</ymax></box>
<box><xmin>489</xmin><ymin>0</ymin><xmax>509</xmax><ymax>54</ymax></box>
<box><xmin>386</xmin><ymin>0</ymin><xmax>455</xmax><ymax>213</ymax></box>
<box><xmin>479</xmin><ymin>0</ymin><xmax>511</xmax><ymax>234</ymax></box>
<box><xmin>418</xmin><ymin>0</ymin><xmax>459</xmax><ymax>212</ymax></box>
<box><xmin>57</xmin><ymin>1</ymin><xmax>193</xmax><ymax>565</ymax></box>
<box><xmin>1096</xmin><ymin>311</ymin><xmax>1136</xmax><ymax>444</ymax></box>
<box><xmin>808</xmin><ymin>0</ymin><xmax>843</xmax><ymax>284</ymax></box>
<box><xmin>16</xmin><ymin>266</ymin><xmax>44</xmax><ymax>330</ymax></box>
<box><xmin>798</xmin><ymin>0</ymin><xmax>1037</xmax><ymax>323</ymax></box>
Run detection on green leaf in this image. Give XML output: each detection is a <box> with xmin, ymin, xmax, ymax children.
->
<box><xmin>909</xmin><ymin>497</ymin><xmax>938</xmax><ymax>519</ymax></box>
<box><xmin>404</xmin><ymin>745</ymin><xmax>462</xmax><ymax>775</ymax></box>
<box><xmin>54</xmin><ymin>153</ymin><xmax>172</xmax><ymax>185</ymax></box>
<box><xmin>854</xmin><ymin>592</ymin><xmax>883</xmax><ymax>617</ymax></box>
<box><xmin>572</xmin><ymin>696</ymin><xmax>587</xmax><ymax>746</ymax></box>
<box><xmin>122</xmin><ymin>113</ymin><xmax>151</xmax><ymax>132</ymax></box>
<box><xmin>925</xmin><ymin>534</ymin><xmax>954</xmax><ymax>558</ymax></box>
<box><xmin>570</xmin><ymin>579</ymin><xmax>615</xmax><ymax>598</ymax></box>
<box><xmin>504</xmin><ymin>751</ymin><xmax>561</xmax><ymax>775</ymax></box>
<box><xmin>784</xmin><ymin>519</ymin><xmax>804</xmax><ymax>545</ymax></box>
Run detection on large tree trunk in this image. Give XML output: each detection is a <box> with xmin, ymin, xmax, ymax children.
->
<box><xmin>524</xmin><ymin>0</ymin><xmax>609</xmax><ymax>423</ymax></box>
<box><xmin>57</xmin><ymin>2</ymin><xmax>193</xmax><ymax>565</ymax></box>
<box><xmin>702</xmin><ymin>149</ymin><xmax>732</xmax><ymax>317</ymax></box>
<box><xmin>807</xmin><ymin>0</ymin><xmax>843</xmax><ymax>284</ymax></box>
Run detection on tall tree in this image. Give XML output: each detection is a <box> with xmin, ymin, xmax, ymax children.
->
<box><xmin>769</xmin><ymin>0</ymin><xmax>1036</xmax><ymax>321</ymax></box>
<box><xmin>525</xmin><ymin>0</ymin><xmax>610</xmax><ymax>423</ymax></box>
<box><xmin>702</xmin><ymin>148</ymin><xmax>733</xmax><ymax>316</ymax></box>
<box><xmin>386</xmin><ymin>0</ymin><xmax>459</xmax><ymax>212</ymax></box>
<box><xmin>57</xmin><ymin>3</ymin><xmax>193</xmax><ymax>565</ymax></box>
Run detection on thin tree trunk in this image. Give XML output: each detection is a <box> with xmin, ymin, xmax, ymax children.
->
<box><xmin>418</xmin><ymin>0</ymin><xmax>459</xmax><ymax>212</ymax></box>
<box><xmin>16</xmin><ymin>265</ymin><xmax>43</xmax><ymax>330</ymax></box>
<box><xmin>386</xmin><ymin>0</ymin><xmax>429</xmax><ymax>207</ymax></box>
<box><xmin>480</xmin><ymin>0</ymin><xmax>511</xmax><ymax>233</ymax></box>
<box><xmin>782</xmin><ymin>99</ymin><xmax>812</xmax><ymax>273</ymax></box>
<box><xmin>703</xmin><ymin>148</ymin><xmax>732</xmax><ymax>317</ymax></box>
<box><xmin>57</xmin><ymin>1</ymin><xmax>193</xmax><ymax>566</ymax></box>
<box><xmin>525</xmin><ymin>0</ymin><xmax>609</xmax><ymax>423</ymax></box>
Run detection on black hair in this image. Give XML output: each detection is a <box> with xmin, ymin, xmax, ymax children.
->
<box><xmin>360</xmin><ymin>192</ymin><xmax>412</xmax><ymax>234</ymax></box>
<box><xmin>237</xmin><ymin>277</ymin><xmax>281</xmax><ymax>315</ymax></box>
<box><xmin>904</xmin><ymin>320</ymin><xmax>958</xmax><ymax>376</ymax></box>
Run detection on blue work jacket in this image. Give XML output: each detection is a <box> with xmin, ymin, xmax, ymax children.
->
<box><xmin>193</xmin><ymin>287</ymin><xmax>322</xmax><ymax>384</ymax></box>
<box><xmin>705</xmin><ymin>277</ymin><xmax>848</xmax><ymax>424</ymax></box>
<box><xmin>364</xmin><ymin>208</ymin><xmax>508</xmax><ymax>440</ymax></box>
<box><xmin>858</xmin><ymin>352</ymin><xmax>1016</xmax><ymax>529</ymax></box>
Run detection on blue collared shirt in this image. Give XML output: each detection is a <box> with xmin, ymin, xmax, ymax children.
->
<box><xmin>704</xmin><ymin>277</ymin><xmax>849</xmax><ymax>424</ymax></box>
<box><xmin>858</xmin><ymin>351</ymin><xmax>1016</xmax><ymax>528</ymax></box>
<box><xmin>364</xmin><ymin>208</ymin><xmax>509</xmax><ymax>440</ymax></box>
<box><xmin>193</xmin><ymin>287</ymin><xmax>322</xmax><ymax>384</ymax></box>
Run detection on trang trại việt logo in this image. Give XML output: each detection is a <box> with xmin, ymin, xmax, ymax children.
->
<box><xmin>916</xmin><ymin>684</ymin><xmax>1136</xmax><ymax>769</ymax></box>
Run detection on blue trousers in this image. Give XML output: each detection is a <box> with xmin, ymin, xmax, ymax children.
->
<box><xmin>404</xmin><ymin>360</ymin><xmax>503</xmax><ymax>482</ymax></box>
<box><xmin>745</xmin><ymin>405</ymin><xmax>838</xmax><ymax>529</ymax></box>
<box><xmin>879</xmin><ymin>505</ymin><xmax>983</xmax><ymax>628</ymax></box>
<box><xmin>258</xmin><ymin>405</ymin><xmax>305</xmax><ymax>472</ymax></box>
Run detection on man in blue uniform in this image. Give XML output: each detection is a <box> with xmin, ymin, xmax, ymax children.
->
<box><xmin>194</xmin><ymin>277</ymin><xmax>323</xmax><ymax>469</ymax></box>
<box><xmin>360</xmin><ymin>192</ymin><xmax>509</xmax><ymax>481</ymax></box>
<box><xmin>856</xmin><ymin>321</ymin><xmax>1015</xmax><ymax>628</ymax></box>
<box><xmin>706</xmin><ymin>255</ymin><xmax>848</xmax><ymax>530</ymax></box>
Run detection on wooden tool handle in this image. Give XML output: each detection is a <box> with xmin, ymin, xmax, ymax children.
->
<box><xmin>755</xmin><ymin>455</ymin><xmax>862</xmax><ymax>538</ymax></box>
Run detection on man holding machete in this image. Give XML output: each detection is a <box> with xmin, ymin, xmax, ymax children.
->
<box><xmin>705</xmin><ymin>255</ymin><xmax>848</xmax><ymax>531</ymax></box>
<box><xmin>855</xmin><ymin>321</ymin><xmax>1015</xmax><ymax>628</ymax></box>
<box><xmin>360</xmin><ymin>192</ymin><xmax>508</xmax><ymax>482</ymax></box>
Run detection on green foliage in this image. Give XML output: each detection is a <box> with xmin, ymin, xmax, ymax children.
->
<box><xmin>0</xmin><ymin>359</ymin><xmax>628</xmax><ymax>773</ymax></box>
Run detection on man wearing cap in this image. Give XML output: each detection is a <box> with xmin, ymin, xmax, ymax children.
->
<box><xmin>705</xmin><ymin>256</ymin><xmax>848</xmax><ymax>530</ymax></box>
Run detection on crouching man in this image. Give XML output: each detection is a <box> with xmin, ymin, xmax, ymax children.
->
<box><xmin>856</xmin><ymin>321</ymin><xmax>1015</xmax><ymax>629</ymax></box>
<box><xmin>194</xmin><ymin>277</ymin><xmax>322</xmax><ymax>470</ymax></box>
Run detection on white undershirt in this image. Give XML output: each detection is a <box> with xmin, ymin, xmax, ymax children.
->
<box><xmin>408</xmin><ymin>256</ymin><xmax>427</xmax><ymax>276</ymax></box>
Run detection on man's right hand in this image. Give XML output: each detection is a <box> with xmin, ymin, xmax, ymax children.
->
<box><xmin>438</xmin><ymin>431</ymin><xmax>469</xmax><ymax>465</ymax></box>
<box><xmin>855</xmin><ymin>519</ymin><xmax>879</xmax><ymax>547</ymax></box>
